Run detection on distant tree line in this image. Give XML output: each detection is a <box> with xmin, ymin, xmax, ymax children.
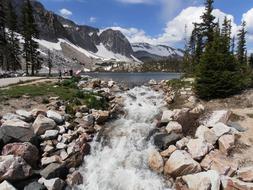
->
<box><xmin>0</xmin><ymin>0</ymin><xmax>41</xmax><ymax>75</ymax></box>
<box><xmin>183</xmin><ymin>0</ymin><xmax>252</xmax><ymax>99</ymax></box>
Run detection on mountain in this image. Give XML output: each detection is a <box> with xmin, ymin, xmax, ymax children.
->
<box><xmin>132</xmin><ymin>43</ymin><xmax>183</xmax><ymax>62</ymax></box>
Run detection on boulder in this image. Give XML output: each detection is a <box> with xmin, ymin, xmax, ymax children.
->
<box><xmin>40</xmin><ymin>163</ymin><xmax>68</xmax><ymax>179</ymax></box>
<box><xmin>0</xmin><ymin>181</ymin><xmax>17</xmax><ymax>190</ymax></box>
<box><xmin>164</xmin><ymin>150</ymin><xmax>201</xmax><ymax>177</ymax></box>
<box><xmin>201</xmin><ymin>150</ymin><xmax>238</xmax><ymax>176</ymax></box>
<box><xmin>161</xmin><ymin>110</ymin><xmax>174</xmax><ymax>123</ymax></box>
<box><xmin>41</xmin><ymin>130</ymin><xmax>59</xmax><ymax>140</ymax></box>
<box><xmin>203</xmin><ymin>130</ymin><xmax>219</xmax><ymax>145</ymax></box>
<box><xmin>189</xmin><ymin>104</ymin><xmax>205</xmax><ymax>115</ymax></box>
<box><xmin>47</xmin><ymin>111</ymin><xmax>64</xmax><ymax>124</ymax></box>
<box><xmin>1</xmin><ymin>113</ymin><xmax>24</xmax><ymax>121</ymax></box>
<box><xmin>24</xmin><ymin>182</ymin><xmax>46</xmax><ymax>190</ymax></box>
<box><xmin>83</xmin><ymin>115</ymin><xmax>95</xmax><ymax>126</ymax></box>
<box><xmin>195</xmin><ymin>125</ymin><xmax>209</xmax><ymax>139</ymax></box>
<box><xmin>2</xmin><ymin>142</ymin><xmax>39</xmax><ymax>168</ymax></box>
<box><xmin>148</xmin><ymin>150</ymin><xmax>164</xmax><ymax>173</ymax></box>
<box><xmin>153</xmin><ymin>132</ymin><xmax>183</xmax><ymax>150</ymax></box>
<box><xmin>176</xmin><ymin>137</ymin><xmax>190</xmax><ymax>150</ymax></box>
<box><xmin>66</xmin><ymin>171</ymin><xmax>83</xmax><ymax>186</ymax></box>
<box><xmin>238</xmin><ymin>166</ymin><xmax>253</xmax><ymax>182</ymax></box>
<box><xmin>221</xmin><ymin>176</ymin><xmax>253</xmax><ymax>190</ymax></box>
<box><xmin>160</xmin><ymin>145</ymin><xmax>177</xmax><ymax>158</ymax></box>
<box><xmin>227</xmin><ymin>122</ymin><xmax>247</xmax><ymax>132</ymax></box>
<box><xmin>211</xmin><ymin>122</ymin><xmax>230</xmax><ymax>137</ymax></box>
<box><xmin>39</xmin><ymin>177</ymin><xmax>65</xmax><ymax>190</ymax></box>
<box><xmin>33</xmin><ymin>115</ymin><xmax>56</xmax><ymax>135</ymax></box>
<box><xmin>166</xmin><ymin>121</ymin><xmax>182</xmax><ymax>134</ymax></box>
<box><xmin>92</xmin><ymin>110</ymin><xmax>110</xmax><ymax>124</ymax></box>
<box><xmin>16</xmin><ymin>110</ymin><xmax>33</xmax><ymax>122</ymax></box>
<box><xmin>30</xmin><ymin>109</ymin><xmax>47</xmax><ymax>118</ymax></box>
<box><xmin>41</xmin><ymin>155</ymin><xmax>61</xmax><ymax>166</ymax></box>
<box><xmin>0</xmin><ymin>119</ymin><xmax>34</xmax><ymax>144</ymax></box>
<box><xmin>202</xmin><ymin>110</ymin><xmax>231</xmax><ymax>126</ymax></box>
<box><xmin>186</xmin><ymin>138</ymin><xmax>213</xmax><ymax>161</ymax></box>
<box><xmin>175</xmin><ymin>170</ymin><xmax>220</xmax><ymax>190</ymax></box>
<box><xmin>218</xmin><ymin>134</ymin><xmax>235</xmax><ymax>154</ymax></box>
<box><xmin>0</xmin><ymin>155</ymin><xmax>32</xmax><ymax>182</ymax></box>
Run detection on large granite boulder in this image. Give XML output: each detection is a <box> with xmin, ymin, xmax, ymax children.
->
<box><xmin>32</xmin><ymin>114</ymin><xmax>56</xmax><ymax>135</ymax></box>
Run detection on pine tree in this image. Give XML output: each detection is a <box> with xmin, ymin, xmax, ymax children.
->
<box><xmin>6</xmin><ymin>1</ymin><xmax>21</xmax><ymax>71</ymax></box>
<box><xmin>0</xmin><ymin>0</ymin><xmax>7</xmax><ymax>70</ymax></box>
<box><xmin>249</xmin><ymin>53</ymin><xmax>253</xmax><ymax>69</ymax></box>
<box><xmin>47</xmin><ymin>50</ymin><xmax>53</xmax><ymax>76</ymax></box>
<box><xmin>22</xmin><ymin>0</ymin><xmax>40</xmax><ymax>76</ymax></box>
<box><xmin>237</xmin><ymin>21</ymin><xmax>247</xmax><ymax>65</ymax></box>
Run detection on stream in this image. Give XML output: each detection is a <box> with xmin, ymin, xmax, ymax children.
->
<box><xmin>77</xmin><ymin>86</ymin><xmax>169</xmax><ymax>190</ymax></box>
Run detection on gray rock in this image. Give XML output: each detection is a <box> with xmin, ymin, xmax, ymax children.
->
<box><xmin>227</xmin><ymin>122</ymin><xmax>247</xmax><ymax>132</ymax></box>
<box><xmin>41</xmin><ymin>130</ymin><xmax>59</xmax><ymax>140</ymax></box>
<box><xmin>153</xmin><ymin>132</ymin><xmax>183</xmax><ymax>150</ymax></box>
<box><xmin>16</xmin><ymin>110</ymin><xmax>33</xmax><ymax>122</ymax></box>
<box><xmin>33</xmin><ymin>115</ymin><xmax>56</xmax><ymax>135</ymax></box>
<box><xmin>40</xmin><ymin>163</ymin><xmax>68</xmax><ymax>179</ymax></box>
<box><xmin>47</xmin><ymin>111</ymin><xmax>64</xmax><ymax>124</ymax></box>
<box><xmin>39</xmin><ymin>177</ymin><xmax>65</xmax><ymax>190</ymax></box>
<box><xmin>0</xmin><ymin>181</ymin><xmax>17</xmax><ymax>190</ymax></box>
<box><xmin>0</xmin><ymin>119</ymin><xmax>34</xmax><ymax>144</ymax></box>
<box><xmin>24</xmin><ymin>182</ymin><xmax>46</xmax><ymax>190</ymax></box>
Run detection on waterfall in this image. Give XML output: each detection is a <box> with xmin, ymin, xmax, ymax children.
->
<box><xmin>78</xmin><ymin>86</ymin><xmax>170</xmax><ymax>190</ymax></box>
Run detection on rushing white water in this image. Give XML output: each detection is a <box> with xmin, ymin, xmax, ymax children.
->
<box><xmin>78</xmin><ymin>86</ymin><xmax>169</xmax><ymax>190</ymax></box>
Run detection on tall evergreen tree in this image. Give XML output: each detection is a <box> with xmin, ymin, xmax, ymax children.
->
<box><xmin>6</xmin><ymin>1</ymin><xmax>21</xmax><ymax>71</ymax></box>
<box><xmin>237</xmin><ymin>21</ymin><xmax>247</xmax><ymax>65</ymax></box>
<box><xmin>22</xmin><ymin>0</ymin><xmax>40</xmax><ymax>75</ymax></box>
<box><xmin>249</xmin><ymin>53</ymin><xmax>253</xmax><ymax>69</ymax></box>
<box><xmin>47</xmin><ymin>50</ymin><xmax>52</xmax><ymax>76</ymax></box>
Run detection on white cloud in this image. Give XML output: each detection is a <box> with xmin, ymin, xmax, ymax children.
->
<box><xmin>59</xmin><ymin>8</ymin><xmax>72</xmax><ymax>18</ymax></box>
<box><xmin>242</xmin><ymin>8</ymin><xmax>253</xmax><ymax>42</ymax></box>
<box><xmin>89</xmin><ymin>17</ymin><xmax>97</xmax><ymax>23</ymax></box>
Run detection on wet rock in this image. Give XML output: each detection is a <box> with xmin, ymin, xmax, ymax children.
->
<box><xmin>164</xmin><ymin>150</ymin><xmax>201</xmax><ymax>177</ymax></box>
<box><xmin>186</xmin><ymin>138</ymin><xmax>214</xmax><ymax>161</ymax></box>
<box><xmin>33</xmin><ymin>115</ymin><xmax>57</xmax><ymax>135</ymax></box>
<box><xmin>0</xmin><ymin>119</ymin><xmax>34</xmax><ymax>143</ymax></box>
<box><xmin>160</xmin><ymin>145</ymin><xmax>177</xmax><ymax>158</ymax></box>
<box><xmin>39</xmin><ymin>177</ymin><xmax>65</xmax><ymax>190</ymax></box>
<box><xmin>161</xmin><ymin>110</ymin><xmax>173</xmax><ymax>124</ymax></box>
<box><xmin>66</xmin><ymin>171</ymin><xmax>83</xmax><ymax>186</ymax></box>
<box><xmin>2</xmin><ymin>142</ymin><xmax>39</xmax><ymax>168</ymax></box>
<box><xmin>0</xmin><ymin>181</ymin><xmax>17</xmax><ymax>190</ymax></box>
<box><xmin>165</xmin><ymin>121</ymin><xmax>182</xmax><ymax>134</ymax></box>
<box><xmin>201</xmin><ymin>150</ymin><xmax>238</xmax><ymax>176</ymax></box>
<box><xmin>47</xmin><ymin>111</ymin><xmax>64</xmax><ymax>125</ymax></box>
<box><xmin>40</xmin><ymin>163</ymin><xmax>68</xmax><ymax>179</ymax></box>
<box><xmin>218</xmin><ymin>134</ymin><xmax>235</xmax><ymax>154</ymax></box>
<box><xmin>221</xmin><ymin>176</ymin><xmax>253</xmax><ymax>190</ymax></box>
<box><xmin>175</xmin><ymin>170</ymin><xmax>220</xmax><ymax>190</ymax></box>
<box><xmin>92</xmin><ymin>110</ymin><xmax>110</xmax><ymax>124</ymax></box>
<box><xmin>0</xmin><ymin>155</ymin><xmax>32</xmax><ymax>182</ymax></box>
<box><xmin>148</xmin><ymin>150</ymin><xmax>164</xmax><ymax>173</ymax></box>
<box><xmin>16</xmin><ymin>110</ymin><xmax>33</xmax><ymax>122</ymax></box>
<box><xmin>24</xmin><ymin>182</ymin><xmax>46</xmax><ymax>190</ymax></box>
<box><xmin>153</xmin><ymin>132</ymin><xmax>183</xmax><ymax>150</ymax></box>
<box><xmin>41</xmin><ymin>130</ymin><xmax>59</xmax><ymax>140</ymax></box>
<box><xmin>238</xmin><ymin>166</ymin><xmax>253</xmax><ymax>182</ymax></box>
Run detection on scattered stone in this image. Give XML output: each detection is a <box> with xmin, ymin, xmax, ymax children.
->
<box><xmin>24</xmin><ymin>182</ymin><xmax>46</xmax><ymax>190</ymax></box>
<box><xmin>47</xmin><ymin>111</ymin><xmax>64</xmax><ymax>124</ymax></box>
<box><xmin>2</xmin><ymin>142</ymin><xmax>39</xmax><ymax>167</ymax></box>
<box><xmin>66</xmin><ymin>171</ymin><xmax>83</xmax><ymax>186</ymax></box>
<box><xmin>77</xmin><ymin>105</ymin><xmax>89</xmax><ymax>113</ymax></box>
<box><xmin>202</xmin><ymin>110</ymin><xmax>231</xmax><ymax>126</ymax></box>
<box><xmin>2</xmin><ymin>113</ymin><xmax>24</xmax><ymax>121</ymax></box>
<box><xmin>186</xmin><ymin>138</ymin><xmax>213</xmax><ymax>161</ymax></box>
<box><xmin>203</xmin><ymin>129</ymin><xmax>219</xmax><ymax>145</ymax></box>
<box><xmin>75</xmin><ymin>112</ymin><xmax>83</xmax><ymax>118</ymax></box>
<box><xmin>16</xmin><ymin>110</ymin><xmax>33</xmax><ymax>122</ymax></box>
<box><xmin>0</xmin><ymin>119</ymin><xmax>34</xmax><ymax>143</ymax></box>
<box><xmin>33</xmin><ymin>114</ymin><xmax>56</xmax><ymax>135</ymax></box>
<box><xmin>238</xmin><ymin>166</ymin><xmax>253</xmax><ymax>182</ymax></box>
<box><xmin>153</xmin><ymin>132</ymin><xmax>183</xmax><ymax>150</ymax></box>
<box><xmin>211</xmin><ymin>122</ymin><xmax>230</xmax><ymax>137</ymax></box>
<box><xmin>164</xmin><ymin>150</ymin><xmax>201</xmax><ymax>177</ymax></box>
<box><xmin>218</xmin><ymin>134</ymin><xmax>235</xmax><ymax>154</ymax></box>
<box><xmin>161</xmin><ymin>110</ymin><xmax>174</xmax><ymax>123</ymax></box>
<box><xmin>201</xmin><ymin>150</ymin><xmax>238</xmax><ymax>176</ymax></box>
<box><xmin>41</xmin><ymin>130</ymin><xmax>59</xmax><ymax>140</ymax></box>
<box><xmin>0</xmin><ymin>155</ymin><xmax>32</xmax><ymax>182</ymax></box>
<box><xmin>0</xmin><ymin>181</ymin><xmax>17</xmax><ymax>190</ymax></box>
<box><xmin>39</xmin><ymin>177</ymin><xmax>65</xmax><ymax>190</ymax></box>
<box><xmin>30</xmin><ymin>109</ymin><xmax>47</xmax><ymax>118</ymax></box>
<box><xmin>60</xmin><ymin>150</ymin><xmax>68</xmax><ymax>161</ymax></box>
<box><xmin>190</xmin><ymin>104</ymin><xmax>205</xmax><ymax>115</ymax></box>
<box><xmin>195</xmin><ymin>125</ymin><xmax>209</xmax><ymax>139</ymax></box>
<box><xmin>40</xmin><ymin>163</ymin><xmax>68</xmax><ymax>179</ymax></box>
<box><xmin>56</xmin><ymin>143</ymin><xmax>67</xmax><ymax>150</ymax></box>
<box><xmin>58</xmin><ymin>126</ymin><xmax>66</xmax><ymax>134</ymax></box>
<box><xmin>175</xmin><ymin>170</ymin><xmax>220</xmax><ymax>190</ymax></box>
<box><xmin>148</xmin><ymin>150</ymin><xmax>164</xmax><ymax>173</ymax></box>
<box><xmin>83</xmin><ymin>115</ymin><xmax>95</xmax><ymax>126</ymax></box>
<box><xmin>176</xmin><ymin>137</ymin><xmax>189</xmax><ymax>150</ymax></box>
<box><xmin>221</xmin><ymin>176</ymin><xmax>253</xmax><ymax>190</ymax></box>
<box><xmin>92</xmin><ymin>110</ymin><xmax>110</xmax><ymax>124</ymax></box>
<box><xmin>160</xmin><ymin>145</ymin><xmax>177</xmax><ymax>158</ymax></box>
<box><xmin>165</xmin><ymin>121</ymin><xmax>182</xmax><ymax>134</ymax></box>
<box><xmin>41</xmin><ymin>155</ymin><xmax>61</xmax><ymax>166</ymax></box>
<box><xmin>227</xmin><ymin>121</ymin><xmax>247</xmax><ymax>132</ymax></box>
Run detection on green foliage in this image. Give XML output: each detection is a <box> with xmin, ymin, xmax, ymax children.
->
<box><xmin>167</xmin><ymin>79</ymin><xmax>192</xmax><ymax>91</ymax></box>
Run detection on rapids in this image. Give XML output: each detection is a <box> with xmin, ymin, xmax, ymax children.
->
<box><xmin>78</xmin><ymin>86</ymin><xmax>169</xmax><ymax>190</ymax></box>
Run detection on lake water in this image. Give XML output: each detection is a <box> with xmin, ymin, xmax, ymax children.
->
<box><xmin>84</xmin><ymin>72</ymin><xmax>182</xmax><ymax>87</ymax></box>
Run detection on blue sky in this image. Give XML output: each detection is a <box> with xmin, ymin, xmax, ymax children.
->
<box><xmin>39</xmin><ymin>0</ymin><xmax>253</xmax><ymax>50</ymax></box>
